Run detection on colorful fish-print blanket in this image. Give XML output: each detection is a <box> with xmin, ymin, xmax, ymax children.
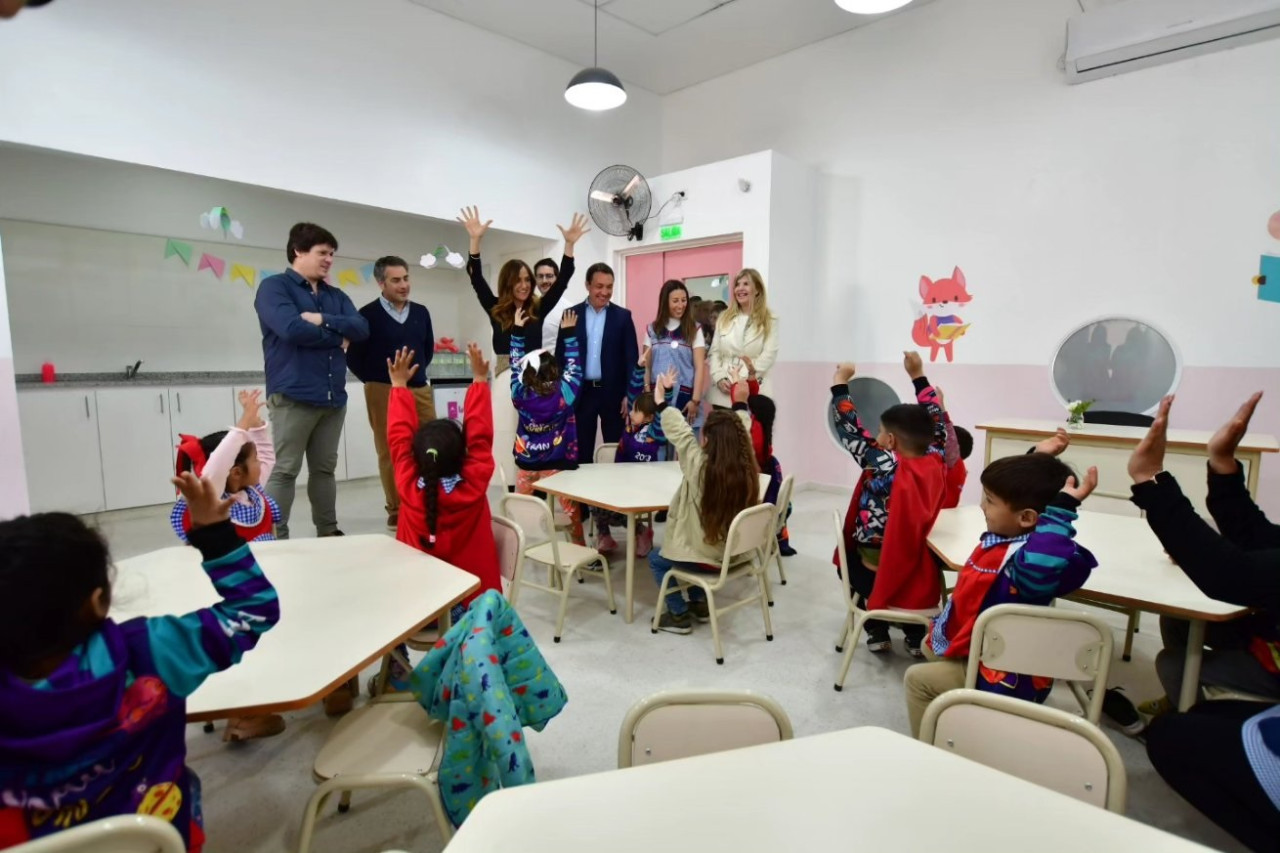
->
<box><xmin>409</xmin><ymin>590</ymin><xmax>568</xmax><ymax>826</ymax></box>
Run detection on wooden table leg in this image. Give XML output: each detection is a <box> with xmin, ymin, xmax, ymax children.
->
<box><xmin>625</xmin><ymin>511</ymin><xmax>636</xmax><ymax>623</ymax></box>
<box><xmin>1178</xmin><ymin>619</ymin><xmax>1206</xmax><ymax>712</ymax></box>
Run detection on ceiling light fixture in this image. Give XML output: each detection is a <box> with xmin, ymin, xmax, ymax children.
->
<box><xmin>834</xmin><ymin>0</ymin><xmax>914</xmax><ymax>13</ymax></box>
<box><xmin>565</xmin><ymin>0</ymin><xmax>626</xmax><ymax>111</ymax></box>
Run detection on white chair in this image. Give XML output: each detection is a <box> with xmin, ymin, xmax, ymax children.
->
<box><xmin>651</xmin><ymin>502</ymin><xmax>775</xmax><ymax>664</ymax></box>
<box><xmin>12</xmin><ymin>816</ymin><xmax>184</xmax><ymax>853</ymax></box>
<box><xmin>618</xmin><ymin>689</ymin><xmax>793</xmax><ymax>768</ymax></box>
<box><xmin>297</xmin><ymin>694</ymin><xmax>452</xmax><ymax>852</ymax></box>
<box><xmin>832</xmin><ymin>511</ymin><xmax>942</xmax><ymax>691</ymax></box>
<box><xmin>594</xmin><ymin>442</ymin><xmax>619</xmax><ymax>463</ymax></box>
<box><xmin>966</xmin><ymin>603</ymin><xmax>1113</xmax><ymax>724</ymax></box>
<box><xmin>920</xmin><ymin>689</ymin><xmax>1127</xmax><ymax>813</ymax></box>
<box><xmin>502</xmin><ymin>493</ymin><xmax>616</xmax><ymax>642</ymax></box>
<box><xmin>765</xmin><ymin>474</ymin><xmax>794</xmax><ymax>587</ymax></box>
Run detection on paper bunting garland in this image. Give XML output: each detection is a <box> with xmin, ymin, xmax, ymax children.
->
<box><xmin>337</xmin><ymin>269</ymin><xmax>360</xmax><ymax>288</ymax></box>
<box><xmin>419</xmin><ymin>245</ymin><xmax>465</xmax><ymax>270</ymax></box>
<box><xmin>164</xmin><ymin>239</ymin><xmax>193</xmax><ymax>266</ymax></box>
<box><xmin>360</xmin><ymin>262</ymin><xmax>375</xmax><ymax>282</ymax></box>
<box><xmin>259</xmin><ymin>270</ymin><xmax>279</xmax><ymax>281</ymax></box>
<box><xmin>199</xmin><ymin>206</ymin><xmax>244</xmax><ymax>240</ymax></box>
<box><xmin>197</xmin><ymin>253</ymin><xmax>226</xmax><ymax>279</ymax></box>
<box><xmin>230</xmin><ymin>264</ymin><xmax>256</xmax><ymax>288</ymax></box>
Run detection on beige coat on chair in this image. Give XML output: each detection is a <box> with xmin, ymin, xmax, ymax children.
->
<box><xmin>707</xmin><ymin>313</ymin><xmax>779</xmax><ymax>408</ymax></box>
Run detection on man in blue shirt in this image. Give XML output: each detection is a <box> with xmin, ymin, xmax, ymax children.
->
<box><xmin>346</xmin><ymin>256</ymin><xmax>435</xmax><ymax>530</ymax></box>
<box><xmin>253</xmin><ymin>223</ymin><xmax>369</xmax><ymax>538</ymax></box>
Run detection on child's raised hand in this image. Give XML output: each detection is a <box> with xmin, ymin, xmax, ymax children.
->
<box><xmin>1208</xmin><ymin>392</ymin><xmax>1261</xmax><ymax>475</ymax></box>
<box><xmin>731</xmin><ymin>379</ymin><xmax>750</xmax><ymax>405</ymax></box>
<box><xmin>1034</xmin><ymin>427</ymin><xmax>1070</xmax><ymax>457</ymax></box>
<box><xmin>560</xmin><ymin>309</ymin><xmax>577</xmax><ymax>330</ymax></box>
<box><xmin>172</xmin><ymin>471</ymin><xmax>233</xmax><ymax>529</ymax></box>
<box><xmin>387</xmin><ymin>347</ymin><xmax>419</xmax><ymax>388</ymax></box>
<box><xmin>741</xmin><ymin>355</ymin><xmax>757</xmax><ymax>379</ymax></box>
<box><xmin>1129</xmin><ymin>395</ymin><xmax>1172</xmax><ymax>483</ymax></box>
<box><xmin>833</xmin><ymin>362</ymin><xmax>856</xmax><ymax>385</ymax></box>
<box><xmin>236</xmin><ymin>389</ymin><xmax>263</xmax><ymax>429</ymax></box>
<box><xmin>638</xmin><ymin>345</ymin><xmax>651</xmax><ymax>368</ymax></box>
<box><xmin>467</xmin><ymin>342</ymin><xmax>489</xmax><ymax>382</ymax></box>
<box><xmin>903</xmin><ymin>351</ymin><xmax>924</xmax><ymax>380</ymax></box>
<box><xmin>1062</xmin><ymin>466</ymin><xmax>1098</xmax><ymax>502</ymax></box>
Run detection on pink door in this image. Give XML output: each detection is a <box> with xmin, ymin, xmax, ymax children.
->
<box><xmin>623</xmin><ymin>241</ymin><xmax>743</xmax><ymax>348</ymax></box>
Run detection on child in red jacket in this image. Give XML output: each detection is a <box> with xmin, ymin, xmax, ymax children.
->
<box><xmin>387</xmin><ymin>343</ymin><xmax>502</xmax><ymax>608</ymax></box>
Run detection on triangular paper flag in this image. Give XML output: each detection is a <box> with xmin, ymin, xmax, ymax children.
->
<box><xmin>230</xmin><ymin>264</ymin><xmax>256</xmax><ymax>288</ymax></box>
<box><xmin>337</xmin><ymin>269</ymin><xmax>360</xmax><ymax>288</ymax></box>
<box><xmin>197</xmin><ymin>253</ymin><xmax>226</xmax><ymax>279</ymax></box>
<box><xmin>164</xmin><ymin>239</ymin><xmax>193</xmax><ymax>266</ymax></box>
<box><xmin>259</xmin><ymin>270</ymin><xmax>280</xmax><ymax>281</ymax></box>
<box><xmin>360</xmin><ymin>262</ymin><xmax>375</xmax><ymax>282</ymax></box>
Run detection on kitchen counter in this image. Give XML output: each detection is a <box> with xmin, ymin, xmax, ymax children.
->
<box><xmin>16</xmin><ymin>371</ymin><xmax>267</xmax><ymax>389</ymax></box>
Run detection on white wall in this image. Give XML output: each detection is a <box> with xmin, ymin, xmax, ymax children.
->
<box><xmin>0</xmin><ymin>233</ymin><xmax>30</xmax><ymax>518</ymax></box>
<box><xmin>0</xmin><ymin>0</ymin><xmax>663</xmax><ymax>241</ymax></box>
<box><xmin>661</xmin><ymin>0</ymin><xmax>1280</xmax><ymax>368</ymax></box>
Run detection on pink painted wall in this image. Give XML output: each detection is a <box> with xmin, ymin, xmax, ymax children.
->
<box><xmin>771</xmin><ymin>361</ymin><xmax>1280</xmax><ymax>517</ymax></box>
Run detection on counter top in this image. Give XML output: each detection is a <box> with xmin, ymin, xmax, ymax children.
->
<box><xmin>16</xmin><ymin>371</ymin><xmax>267</xmax><ymax>389</ymax></box>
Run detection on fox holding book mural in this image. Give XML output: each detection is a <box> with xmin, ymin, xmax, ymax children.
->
<box><xmin>912</xmin><ymin>267</ymin><xmax>972</xmax><ymax>362</ymax></box>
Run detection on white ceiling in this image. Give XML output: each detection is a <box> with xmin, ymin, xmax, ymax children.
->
<box><xmin>407</xmin><ymin>0</ymin><xmax>938</xmax><ymax>95</ymax></box>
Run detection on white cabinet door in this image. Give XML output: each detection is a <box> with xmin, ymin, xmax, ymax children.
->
<box><xmin>96</xmin><ymin>388</ymin><xmax>176</xmax><ymax>510</ymax></box>
<box><xmin>343</xmin><ymin>381</ymin><xmax>379</xmax><ymax>480</ymax></box>
<box><xmin>168</xmin><ymin>386</ymin><xmax>235</xmax><ymax>467</ymax></box>
<box><xmin>17</xmin><ymin>390</ymin><xmax>106</xmax><ymax>514</ymax></box>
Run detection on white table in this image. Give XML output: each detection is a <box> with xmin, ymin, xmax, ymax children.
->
<box><xmin>446</xmin><ymin>727</ymin><xmax>1211</xmax><ymax>852</ymax></box>
<box><xmin>110</xmin><ymin>535</ymin><xmax>479</xmax><ymax>720</ymax></box>
<box><xmin>928</xmin><ymin>506</ymin><xmax>1250</xmax><ymax>712</ymax></box>
<box><xmin>536</xmin><ymin>462</ymin><xmax>770</xmax><ymax>623</ymax></box>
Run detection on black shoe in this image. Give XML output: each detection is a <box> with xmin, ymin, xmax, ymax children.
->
<box><xmin>655</xmin><ymin>611</ymin><xmax>693</xmax><ymax>635</ymax></box>
<box><xmin>866</xmin><ymin>632</ymin><xmax>892</xmax><ymax>653</ymax></box>
<box><xmin>655</xmin><ymin>510</ymin><xmax>668</xmax><ymax>523</ymax></box>
<box><xmin>904</xmin><ymin>636</ymin><xmax>925</xmax><ymax>659</ymax></box>
<box><xmin>1100</xmin><ymin>687</ymin><xmax>1145</xmax><ymax>737</ymax></box>
<box><xmin>689</xmin><ymin>599</ymin><xmax>710</xmax><ymax>623</ymax></box>
<box><xmin>319</xmin><ymin>529</ymin><xmax>345</xmax><ymax>538</ymax></box>
<box><xmin>778</xmin><ymin>542</ymin><xmax>797</xmax><ymax>557</ymax></box>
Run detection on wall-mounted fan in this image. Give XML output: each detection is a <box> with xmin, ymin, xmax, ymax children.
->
<box><xmin>588</xmin><ymin>165</ymin><xmax>652</xmax><ymax>241</ymax></box>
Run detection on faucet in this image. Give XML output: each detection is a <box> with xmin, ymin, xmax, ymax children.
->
<box><xmin>125</xmin><ymin>360</ymin><xmax>142</xmax><ymax>379</ymax></box>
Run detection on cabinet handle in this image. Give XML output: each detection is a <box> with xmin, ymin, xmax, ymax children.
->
<box><xmin>159</xmin><ymin>393</ymin><xmax>165</xmax><ymax>414</ymax></box>
<box><xmin>84</xmin><ymin>396</ymin><xmax>90</xmax><ymax>418</ymax></box>
<box><xmin>176</xmin><ymin>392</ymin><xmax>182</xmax><ymax>413</ymax></box>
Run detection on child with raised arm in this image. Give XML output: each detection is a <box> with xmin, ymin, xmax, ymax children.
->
<box><xmin>830</xmin><ymin>351</ymin><xmax>950</xmax><ymax>657</ymax></box>
<box><xmin>904</xmin><ymin>452</ymin><xmax>1098</xmax><ymax>736</ymax></box>
<box><xmin>595</xmin><ymin>346</ymin><xmax>666</xmax><ymax>556</ymax></box>
<box><xmin>510</xmin><ymin>308</ymin><xmax>585</xmax><ymax>544</ymax></box>
<box><xmin>0</xmin><ymin>474</ymin><xmax>279</xmax><ymax>850</ymax></box>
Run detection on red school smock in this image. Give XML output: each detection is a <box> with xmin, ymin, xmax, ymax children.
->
<box><xmin>388</xmin><ymin>382</ymin><xmax>501</xmax><ymax>604</ymax></box>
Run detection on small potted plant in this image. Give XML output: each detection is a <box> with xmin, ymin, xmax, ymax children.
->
<box><xmin>1065</xmin><ymin>399</ymin><xmax>1094</xmax><ymax>430</ymax></box>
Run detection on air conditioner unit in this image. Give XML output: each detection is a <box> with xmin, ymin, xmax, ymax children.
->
<box><xmin>1065</xmin><ymin>0</ymin><xmax>1280</xmax><ymax>83</ymax></box>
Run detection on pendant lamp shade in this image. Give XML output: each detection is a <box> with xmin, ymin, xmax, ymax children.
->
<box><xmin>565</xmin><ymin>66</ymin><xmax>627</xmax><ymax>111</ymax></box>
<box><xmin>834</xmin><ymin>0</ymin><xmax>913</xmax><ymax>13</ymax></box>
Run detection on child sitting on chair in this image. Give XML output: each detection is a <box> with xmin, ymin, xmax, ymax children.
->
<box><xmin>648</xmin><ymin>373</ymin><xmax>760</xmax><ymax>635</ymax></box>
<box><xmin>510</xmin><ymin>308</ymin><xmax>585</xmax><ymax>545</ymax></box>
<box><xmin>595</xmin><ymin>346</ymin><xmax>665</xmax><ymax>556</ymax></box>
<box><xmin>831</xmin><ymin>352</ymin><xmax>951</xmax><ymax>658</ymax></box>
<box><xmin>903</xmin><ymin>451</ymin><xmax>1099</xmax><ymax>737</ymax></box>
<box><xmin>0</xmin><ymin>473</ymin><xmax>279</xmax><ymax>850</ymax></box>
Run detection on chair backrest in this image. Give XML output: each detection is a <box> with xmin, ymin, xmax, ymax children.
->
<box><xmin>501</xmin><ymin>493</ymin><xmax>557</xmax><ymax>553</ymax></box>
<box><xmin>594</xmin><ymin>442</ymin><xmax>619</xmax><ymax>464</ymax></box>
<box><xmin>491</xmin><ymin>455</ymin><xmax>509</xmax><ymax>491</ymax></box>
<box><xmin>772</xmin><ymin>475</ymin><xmax>795</xmax><ymax>535</ymax></box>
<box><xmin>491</xmin><ymin>515</ymin><xmax>525</xmax><ymax>586</ymax></box>
<box><xmin>920</xmin><ymin>689</ymin><xmax>1127</xmax><ymax>813</ymax></box>
<box><xmin>722</xmin><ymin>503</ymin><xmax>777</xmax><ymax>568</ymax></box>
<box><xmin>617</xmin><ymin>689</ymin><xmax>793</xmax><ymax>768</ymax></box>
<box><xmin>15</xmin><ymin>815</ymin><xmax>186</xmax><ymax>853</ymax></box>
<box><xmin>832</xmin><ymin>510</ymin><xmax>857</xmax><ymax>612</ymax></box>
<box><xmin>965</xmin><ymin>604</ymin><xmax>1113</xmax><ymax>722</ymax></box>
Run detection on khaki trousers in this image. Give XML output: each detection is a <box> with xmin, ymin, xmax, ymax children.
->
<box><xmin>364</xmin><ymin>382</ymin><xmax>436</xmax><ymax>515</ymax></box>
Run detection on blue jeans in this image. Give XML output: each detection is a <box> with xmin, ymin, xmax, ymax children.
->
<box><xmin>649</xmin><ymin>547</ymin><xmax>711</xmax><ymax>616</ymax></box>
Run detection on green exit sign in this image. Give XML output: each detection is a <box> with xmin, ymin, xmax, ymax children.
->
<box><xmin>660</xmin><ymin>224</ymin><xmax>683</xmax><ymax>241</ymax></box>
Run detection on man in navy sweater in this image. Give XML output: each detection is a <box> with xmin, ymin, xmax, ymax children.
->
<box><xmin>254</xmin><ymin>223</ymin><xmax>369</xmax><ymax>539</ymax></box>
<box><xmin>346</xmin><ymin>256</ymin><xmax>435</xmax><ymax>529</ymax></box>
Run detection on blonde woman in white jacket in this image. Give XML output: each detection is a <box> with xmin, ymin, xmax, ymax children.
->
<box><xmin>707</xmin><ymin>268</ymin><xmax>779</xmax><ymax>409</ymax></box>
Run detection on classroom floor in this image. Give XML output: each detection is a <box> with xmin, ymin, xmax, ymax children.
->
<box><xmin>92</xmin><ymin>479</ymin><xmax>1248</xmax><ymax>853</ymax></box>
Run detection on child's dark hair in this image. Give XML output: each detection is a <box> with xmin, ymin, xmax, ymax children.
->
<box><xmin>412</xmin><ymin>419</ymin><xmax>466</xmax><ymax>550</ymax></box>
<box><xmin>521</xmin><ymin>352</ymin><xmax>561</xmax><ymax>397</ymax></box>
<box><xmin>747</xmin><ymin>393</ymin><xmax>776</xmax><ymax>455</ymax></box>
<box><xmin>954</xmin><ymin>425</ymin><xmax>974</xmax><ymax>460</ymax></box>
<box><xmin>0</xmin><ymin>513</ymin><xmax>111</xmax><ymax>675</ymax></box>
<box><xmin>879</xmin><ymin>403</ymin><xmax>935</xmax><ymax>455</ymax></box>
<box><xmin>178</xmin><ymin>431</ymin><xmax>252</xmax><ymax>475</ymax></box>
<box><xmin>632</xmin><ymin>392</ymin><xmax>656</xmax><ymax>419</ymax></box>
<box><xmin>980</xmin><ymin>453</ymin><xmax>1076</xmax><ymax>514</ymax></box>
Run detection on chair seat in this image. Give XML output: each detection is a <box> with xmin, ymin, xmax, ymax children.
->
<box><xmin>314</xmin><ymin>700</ymin><xmax>443</xmax><ymax>780</ymax></box>
<box><xmin>526</xmin><ymin>540</ymin><xmax>603</xmax><ymax>568</ymax></box>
